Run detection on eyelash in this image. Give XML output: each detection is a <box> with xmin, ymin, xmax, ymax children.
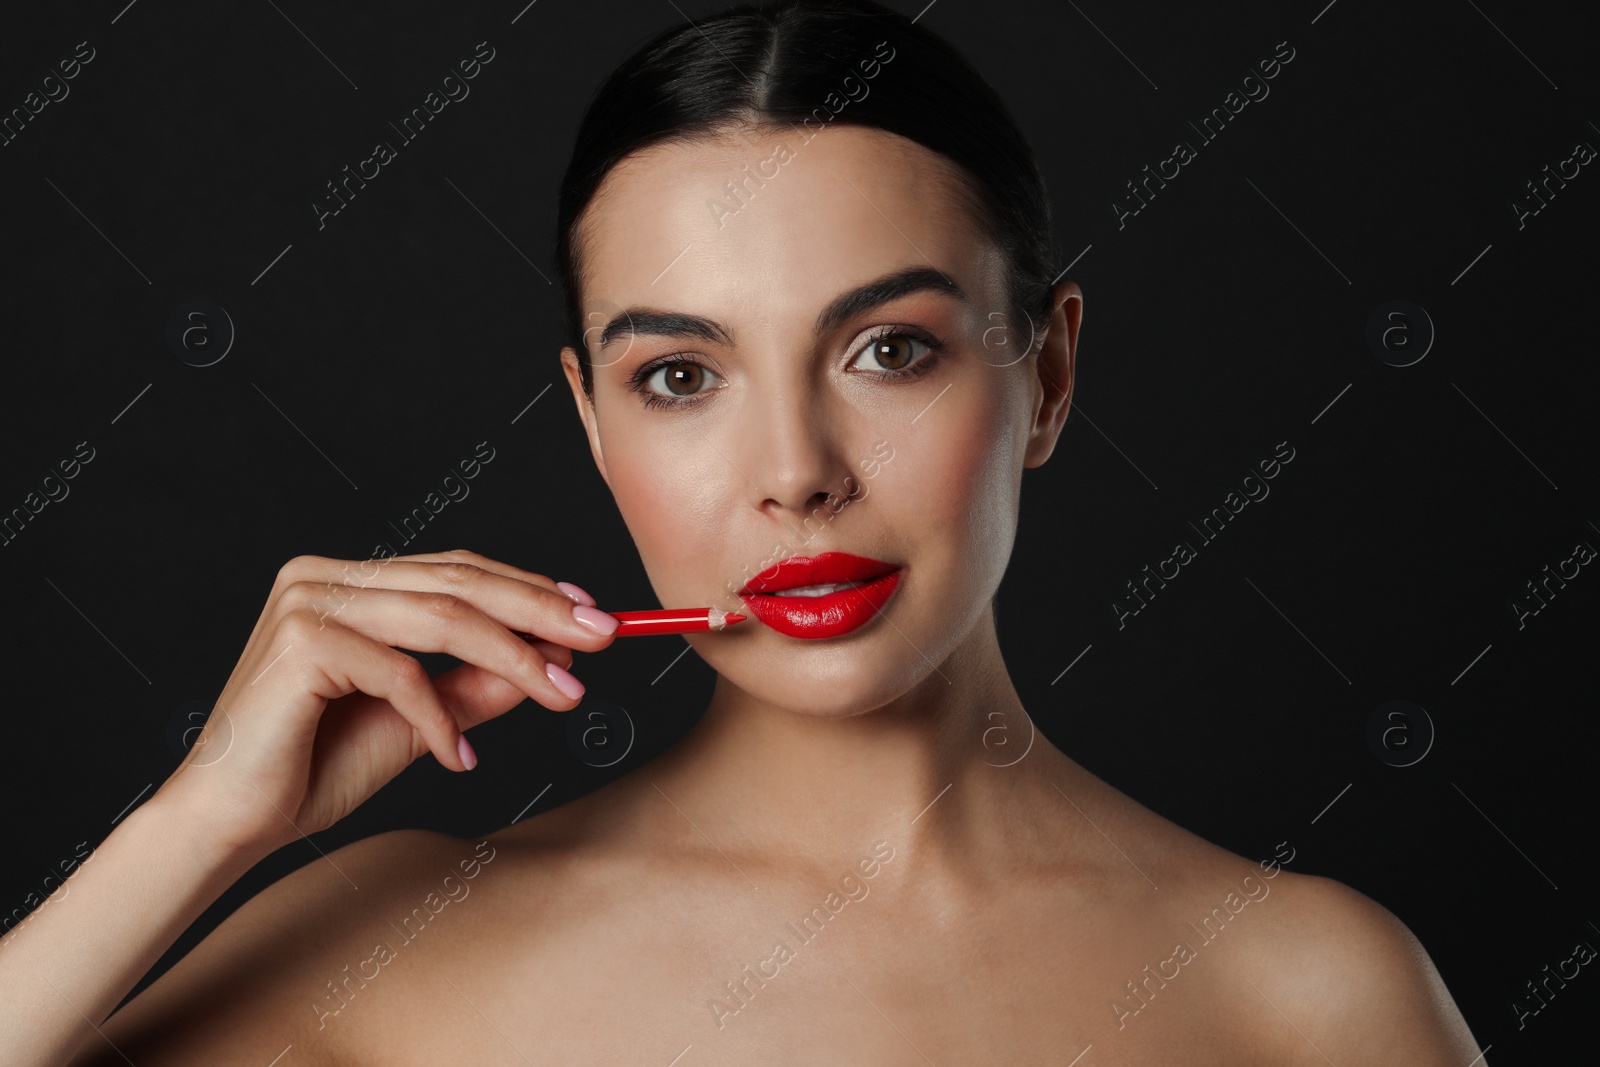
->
<box><xmin>627</xmin><ymin>325</ymin><xmax>946</xmax><ymax>411</ymax></box>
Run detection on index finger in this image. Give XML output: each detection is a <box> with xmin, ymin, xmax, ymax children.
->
<box><xmin>366</xmin><ymin>549</ymin><xmax>573</xmax><ymax>597</ymax></box>
<box><xmin>304</xmin><ymin>551</ymin><xmax>618</xmax><ymax>652</ymax></box>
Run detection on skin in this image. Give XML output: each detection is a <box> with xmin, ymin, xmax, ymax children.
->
<box><xmin>66</xmin><ymin>125</ymin><xmax>1485</xmax><ymax>1064</ymax></box>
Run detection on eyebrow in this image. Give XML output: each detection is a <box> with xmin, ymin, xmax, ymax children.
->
<box><xmin>595</xmin><ymin>266</ymin><xmax>966</xmax><ymax>352</ymax></box>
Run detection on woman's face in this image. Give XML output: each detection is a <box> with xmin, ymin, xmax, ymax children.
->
<box><xmin>561</xmin><ymin>124</ymin><xmax>1074</xmax><ymax>718</ymax></box>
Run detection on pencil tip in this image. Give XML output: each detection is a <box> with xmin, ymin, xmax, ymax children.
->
<box><xmin>725</xmin><ymin>612</ymin><xmax>747</xmax><ymax>624</ymax></box>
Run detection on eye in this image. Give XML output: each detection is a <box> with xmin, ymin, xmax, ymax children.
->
<box><xmin>630</xmin><ymin>357</ymin><xmax>725</xmax><ymax>409</ymax></box>
<box><xmin>848</xmin><ymin>326</ymin><xmax>944</xmax><ymax>378</ymax></box>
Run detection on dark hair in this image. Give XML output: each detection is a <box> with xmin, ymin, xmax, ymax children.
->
<box><xmin>555</xmin><ymin>0</ymin><xmax>1061</xmax><ymax>399</ymax></box>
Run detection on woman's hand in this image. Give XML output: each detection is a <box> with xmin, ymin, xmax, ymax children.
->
<box><xmin>151</xmin><ymin>549</ymin><xmax>618</xmax><ymax>860</ymax></box>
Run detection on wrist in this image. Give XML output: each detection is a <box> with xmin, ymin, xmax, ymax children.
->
<box><xmin>135</xmin><ymin>784</ymin><xmax>278</xmax><ymax>879</ymax></box>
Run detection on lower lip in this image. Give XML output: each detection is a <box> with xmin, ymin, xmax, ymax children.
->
<box><xmin>740</xmin><ymin>569</ymin><xmax>902</xmax><ymax>639</ymax></box>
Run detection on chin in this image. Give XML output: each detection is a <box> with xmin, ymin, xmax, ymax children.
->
<box><xmin>708</xmin><ymin>637</ymin><xmax>934</xmax><ymax>719</ymax></box>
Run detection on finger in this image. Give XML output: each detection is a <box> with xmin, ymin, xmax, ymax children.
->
<box><xmin>284</xmin><ymin>613</ymin><xmax>472</xmax><ymax>772</ymax></box>
<box><xmin>428</xmin><ymin>660</ymin><xmax>545</xmax><ymax>731</ymax></box>
<box><xmin>282</xmin><ymin>549</ymin><xmax>575</xmax><ymax>600</ymax></box>
<box><xmin>518</xmin><ymin>636</ymin><xmax>574</xmax><ymax>670</ymax></box>
<box><xmin>419</xmin><ymin>638</ymin><xmax>573</xmax><ymax>734</ymax></box>
<box><xmin>275</xmin><ymin>555</ymin><xmax>618</xmax><ymax>654</ymax></box>
<box><xmin>392</xmin><ymin>548</ymin><xmax>571</xmax><ymax>593</ymax></box>
<box><xmin>278</xmin><ymin>582</ymin><xmax>588</xmax><ymax>711</ymax></box>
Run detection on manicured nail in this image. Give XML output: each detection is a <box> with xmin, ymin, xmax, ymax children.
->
<box><xmin>572</xmin><ymin>604</ymin><xmax>619</xmax><ymax>635</ymax></box>
<box><xmin>457</xmin><ymin>733</ymin><xmax>478</xmax><ymax>771</ymax></box>
<box><xmin>545</xmin><ymin>661</ymin><xmax>585</xmax><ymax>700</ymax></box>
<box><xmin>556</xmin><ymin>581</ymin><xmax>596</xmax><ymax>607</ymax></box>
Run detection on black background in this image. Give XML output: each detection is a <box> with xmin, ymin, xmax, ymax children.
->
<box><xmin>1</xmin><ymin>0</ymin><xmax>1595</xmax><ymax>1060</ymax></box>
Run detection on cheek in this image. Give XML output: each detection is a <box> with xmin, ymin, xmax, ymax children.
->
<box><xmin>605</xmin><ymin>434</ymin><xmax>727</xmax><ymax>583</ymax></box>
<box><xmin>893</xmin><ymin>395</ymin><xmax>1020</xmax><ymax>563</ymax></box>
<box><xmin>613</xmin><ymin>467</ymin><xmax>680</xmax><ymax>540</ymax></box>
<box><xmin>604</xmin><ymin>428</ymin><xmax>684</xmax><ymax>546</ymax></box>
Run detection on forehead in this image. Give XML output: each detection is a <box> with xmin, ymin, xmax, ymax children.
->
<box><xmin>574</xmin><ymin>125</ymin><xmax>1003</xmax><ymax>328</ymax></box>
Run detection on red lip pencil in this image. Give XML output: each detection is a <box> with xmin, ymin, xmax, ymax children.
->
<box><xmin>608</xmin><ymin>607</ymin><xmax>747</xmax><ymax>636</ymax></box>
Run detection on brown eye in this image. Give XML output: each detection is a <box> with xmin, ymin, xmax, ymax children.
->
<box><xmin>639</xmin><ymin>359</ymin><xmax>723</xmax><ymax>403</ymax></box>
<box><xmin>850</xmin><ymin>330</ymin><xmax>937</xmax><ymax>375</ymax></box>
<box><xmin>870</xmin><ymin>337</ymin><xmax>915</xmax><ymax>370</ymax></box>
<box><xmin>663</xmin><ymin>363</ymin><xmax>702</xmax><ymax>395</ymax></box>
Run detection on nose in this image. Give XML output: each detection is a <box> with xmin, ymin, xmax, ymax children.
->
<box><xmin>737</xmin><ymin>380</ymin><xmax>852</xmax><ymax>530</ymax></box>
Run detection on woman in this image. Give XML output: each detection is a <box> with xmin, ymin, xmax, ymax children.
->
<box><xmin>6</xmin><ymin>1</ymin><xmax>1483</xmax><ymax>1063</ymax></box>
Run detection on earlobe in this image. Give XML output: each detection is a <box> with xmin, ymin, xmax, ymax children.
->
<box><xmin>1023</xmin><ymin>280</ymin><xmax>1082</xmax><ymax>469</ymax></box>
<box><xmin>560</xmin><ymin>346</ymin><xmax>610</xmax><ymax>486</ymax></box>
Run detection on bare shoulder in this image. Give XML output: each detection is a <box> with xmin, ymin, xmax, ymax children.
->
<box><xmin>1066</xmin><ymin>783</ymin><xmax>1488</xmax><ymax>1064</ymax></box>
<box><xmin>88</xmin><ymin>828</ymin><xmax>488</xmax><ymax>1067</ymax></box>
<box><xmin>1223</xmin><ymin>867</ymin><xmax>1487</xmax><ymax>1064</ymax></box>
<box><xmin>89</xmin><ymin>793</ymin><xmax>678</xmax><ymax>1066</ymax></box>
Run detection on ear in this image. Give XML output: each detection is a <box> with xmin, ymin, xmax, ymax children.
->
<box><xmin>561</xmin><ymin>346</ymin><xmax>610</xmax><ymax>488</ymax></box>
<box><xmin>1023</xmin><ymin>280</ymin><xmax>1082</xmax><ymax>469</ymax></box>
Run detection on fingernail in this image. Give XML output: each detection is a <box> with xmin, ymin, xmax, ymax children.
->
<box><xmin>457</xmin><ymin>733</ymin><xmax>478</xmax><ymax>771</ymax></box>
<box><xmin>572</xmin><ymin>604</ymin><xmax>619</xmax><ymax>635</ymax></box>
<box><xmin>545</xmin><ymin>661</ymin><xmax>586</xmax><ymax>700</ymax></box>
<box><xmin>556</xmin><ymin>581</ymin><xmax>596</xmax><ymax>607</ymax></box>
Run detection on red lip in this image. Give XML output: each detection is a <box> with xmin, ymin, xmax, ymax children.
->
<box><xmin>738</xmin><ymin>552</ymin><xmax>902</xmax><ymax>639</ymax></box>
<box><xmin>739</xmin><ymin>551</ymin><xmax>899</xmax><ymax>595</ymax></box>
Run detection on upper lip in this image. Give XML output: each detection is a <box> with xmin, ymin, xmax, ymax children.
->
<box><xmin>739</xmin><ymin>552</ymin><xmax>899</xmax><ymax>596</ymax></box>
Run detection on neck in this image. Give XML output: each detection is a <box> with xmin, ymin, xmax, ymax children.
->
<box><xmin>644</xmin><ymin>605</ymin><xmax>1077</xmax><ymax>883</ymax></box>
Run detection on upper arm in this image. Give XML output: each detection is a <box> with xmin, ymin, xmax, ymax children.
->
<box><xmin>72</xmin><ymin>829</ymin><xmax>464</xmax><ymax>1067</ymax></box>
<box><xmin>1242</xmin><ymin>873</ymin><xmax>1486</xmax><ymax>1065</ymax></box>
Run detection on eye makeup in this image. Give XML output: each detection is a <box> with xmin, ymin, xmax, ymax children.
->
<box><xmin>625</xmin><ymin>324</ymin><xmax>947</xmax><ymax>410</ymax></box>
